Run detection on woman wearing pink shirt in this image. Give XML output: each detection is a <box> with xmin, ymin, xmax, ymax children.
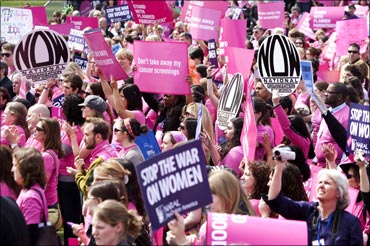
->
<box><xmin>0</xmin><ymin>145</ymin><xmax>20</xmax><ymax>200</ymax></box>
<box><xmin>1</xmin><ymin>101</ymin><xmax>30</xmax><ymax>148</ymax></box>
<box><xmin>12</xmin><ymin>148</ymin><xmax>48</xmax><ymax>245</ymax></box>
<box><xmin>34</xmin><ymin>118</ymin><xmax>63</xmax><ymax>207</ymax></box>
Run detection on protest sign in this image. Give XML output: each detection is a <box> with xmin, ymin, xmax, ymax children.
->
<box><xmin>347</xmin><ymin>103</ymin><xmax>370</xmax><ymax>157</ymax></box>
<box><xmin>206</xmin><ymin>213</ymin><xmax>307</xmax><ymax>245</ymax></box>
<box><xmin>225</xmin><ymin>47</ymin><xmax>254</xmax><ymax>86</ymax></box>
<box><xmin>188</xmin><ymin>6</ymin><xmax>221</xmax><ymax>41</ymax></box>
<box><xmin>135</xmin><ymin>131</ymin><xmax>161</xmax><ymax>160</ymax></box>
<box><xmin>134</xmin><ymin>41</ymin><xmax>189</xmax><ymax>94</ymax></box>
<box><xmin>336</xmin><ymin>18</ymin><xmax>368</xmax><ymax>56</ymax></box>
<box><xmin>73</xmin><ymin>55</ymin><xmax>88</xmax><ymax>71</ymax></box>
<box><xmin>13</xmin><ymin>29</ymin><xmax>70</xmax><ymax>84</ymax></box>
<box><xmin>66</xmin><ymin>16</ymin><xmax>98</xmax><ymax>30</ymax></box>
<box><xmin>135</xmin><ymin>140</ymin><xmax>212</xmax><ymax>231</ymax></box>
<box><xmin>219</xmin><ymin>19</ymin><xmax>246</xmax><ymax>55</ymax></box>
<box><xmin>321</xmin><ymin>31</ymin><xmax>337</xmax><ymax>62</ymax></box>
<box><xmin>353</xmin><ymin>5</ymin><xmax>370</xmax><ymax>18</ymax></box>
<box><xmin>257</xmin><ymin>34</ymin><xmax>301</xmax><ymax>96</ymax></box>
<box><xmin>181</xmin><ymin>1</ymin><xmax>228</xmax><ymax>23</ymax></box>
<box><xmin>304</xmin><ymin>164</ymin><xmax>322</xmax><ymax>201</ymax></box>
<box><xmin>25</xmin><ymin>6</ymin><xmax>48</xmax><ymax>27</ymax></box>
<box><xmin>241</xmin><ymin>91</ymin><xmax>257</xmax><ymax>162</ymax></box>
<box><xmin>84</xmin><ymin>30</ymin><xmax>128</xmax><ymax>81</ymax></box>
<box><xmin>68</xmin><ymin>29</ymin><xmax>85</xmax><ymax>52</ymax></box>
<box><xmin>1</xmin><ymin>7</ymin><xmax>33</xmax><ymax>44</ymax></box>
<box><xmin>106</xmin><ymin>4</ymin><xmax>132</xmax><ymax>24</ymax></box>
<box><xmin>48</xmin><ymin>23</ymin><xmax>74</xmax><ymax>36</ymax></box>
<box><xmin>128</xmin><ymin>0</ymin><xmax>172</xmax><ymax>25</ymax></box>
<box><xmin>295</xmin><ymin>12</ymin><xmax>316</xmax><ymax>40</ymax></box>
<box><xmin>257</xmin><ymin>1</ymin><xmax>285</xmax><ymax>30</ymax></box>
<box><xmin>80</xmin><ymin>0</ymin><xmax>93</xmax><ymax>16</ymax></box>
<box><xmin>111</xmin><ymin>43</ymin><xmax>122</xmax><ymax>55</ymax></box>
<box><xmin>217</xmin><ymin>73</ymin><xmax>244</xmax><ymax>130</ymax></box>
<box><xmin>310</xmin><ymin>7</ymin><xmax>344</xmax><ymax>30</ymax></box>
<box><xmin>301</xmin><ymin>60</ymin><xmax>314</xmax><ymax>93</ymax></box>
<box><xmin>208</xmin><ymin>39</ymin><xmax>218</xmax><ymax>68</ymax></box>
<box><xmin>52</xmin><ymin>93</ymin><xmax>65</xmax><ymax>119</ymax></box>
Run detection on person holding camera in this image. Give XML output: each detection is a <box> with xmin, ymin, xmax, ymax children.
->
<box><xmin>263</xmin><ymin>157</ymin><xmax>363</xmax><ymax>245</ymax></box>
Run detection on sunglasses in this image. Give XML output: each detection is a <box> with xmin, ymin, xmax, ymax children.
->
<box><xmin>348</xmin><ymin>50</ymin><xmax>358</xmax><ymax>54</ymax></box>
<box><xmin>1</xmin><ymin>53</ymin><xmax>11</xmax><ymax>57</ymax></box>
<box><xmin>179</xmin><ymin>125</ymin><xmax>185</xmax><ymax>130</ymax></box>
<box><xmin>113</xmin><ymin>128</ymin><xmax>121</xmax><ymax>133</ymax></box>
<box><xmin>35</xmin><ymin>126</ymin><xmax>44</xmax><ymax>132</ymax></box>
<box><xmin>346</xmin><ymin>174</ymin><xmax>355</xmax><ymax>179</ymax></box>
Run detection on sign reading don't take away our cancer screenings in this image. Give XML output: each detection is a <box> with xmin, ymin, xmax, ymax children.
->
<box><xmin>13</xmin><ymin>29</ymin><xmax>70</xmax><ymax>83</ymax></box>
<box><xmin>135</xmin><ymin>140</ymin><xmax>212</xmax><ymax>231</ymax></box>
<box><xmin>257</xmin><ymin>34</ymin><xmax>301</xmax><ymax>97</ymax></box>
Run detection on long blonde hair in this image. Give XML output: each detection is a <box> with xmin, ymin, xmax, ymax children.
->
<box><xmin>183</xmin><ymin>102</ymin><xmax>214</xmax><ymax>142</ymax></box>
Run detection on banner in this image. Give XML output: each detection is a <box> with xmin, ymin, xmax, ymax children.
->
<box><xmin>84</xmin><ymin>30</ymin><xmax>128</xmax><ymax>81</ymax></box>
<box><xmin>206</xmin><ymin>213</ymin><xmax>307</xmax><ymax>245</ymax></box>
<box><xmin>66</xmin><ymin>16</ymin><xmax>99</xmax><ymax>30</ymax></box>
<box><xmin>134</xmin><ymin>41</ymin><xmax>189</xmax><ymax>94</ymax></box>
<box><xmin>208</xmin><ymin>39</ymin><xmax>218</xmax><ymax>68</ymax></box>
<box><xmin>257</xmin><ymin>1</ymin><xmax>285</xmax><ymax>30</ymax></box>
<box><xmin>295</xmin><ymin>12</ymin><xmax>316</xmax><ymax>40</ymax></box>
<box><xmin>301</xmin><ymin>61</ymin><xmax>314</xmax><ymax>93</ymax></box>
<box><xmin>135</xmin><ymin>131</ymin><xmax>161</xmax><ymax>159</ymax></box>
<box><xmin>241</xmin><ymin>92</ymin><xmax>257</xmax><ymax>162</ymax></box>
<box><xmin>25</xmin><ymin>6</ymin><xmax>48</xmax><ymax>27</ymax></box>
<box><xmin>1</xmin><ymin>7</ymin><xmax>33</xmax><ymax>44</ymax></box>
<box><xmin>128</xmin><ymin>0</ymin><xmax>173</xmax><ymax>25</ymax></box>
<box><xmin>68</xmin><ymin>29</ymin><xmax>85</xmax><ymax>52</ymax></box>
<box><xmin>13</xmin><ymin>29</ymin><xmax>70</xmax><ymax>83</ymax></box>
<box><xmin>347</xmin><ymin>103</ymin><xmax>370</xmax><ymax>157</ymax></box>
<box><xmin>188</xmin><ymin>6</ymin><xmax>221</xmax><ymax>41</ymax></box>
<box><xmin>310</xmin><ymin>7</ymin><xmax>345</xmax><ymax>30</ymax></box>
<box><xmin>135</xmin><ymin>140</ymin><xmax>212</xmax><ymax>231</ymax></box>
<box><xmin>219</xmin><ymin>19</ymin><xmax>246</xmax><ymax>55</ymax></box>
<box><xmin>257</xmin><ymin>34</ymin><xmax>301</xmax><ymax>96</ymax></box>
<box><xmin>336</xmin><ymin>18</ymin><xmax>368</xmax><ymax>56</ymax></box>
<box><xmin>48</xmin><ymin>23</ymin><xmax>74</xmax><ymax>36</ymax></box>
<box><xmin>225</xmin><ymin>47</ymin><xmax>254</xmax><ymax>85</ymax></box>
<box><xmin>180</xmin><ymin>1</ymin><xmax>228</xmax><ymax>23</ymax></box>
<box><xmin>106</xmin><ymin>4</ymin><xmax>132</xmax><ymax>24</ymax></box>
<box><xmin>217</xmin><ymin>73</ymin><xmax>244</xmax><ymax>130</ymax></box>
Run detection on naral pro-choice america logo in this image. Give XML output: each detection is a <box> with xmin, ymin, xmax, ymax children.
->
<box><xmin>14</xmin><ymin>29</ymin><xmax>70</xmax><ymax>83</ymax></box>
<box><xmin>257</xmin><ymin>34</ymin><xmax>301</xmax><ymax>96</ymax></box>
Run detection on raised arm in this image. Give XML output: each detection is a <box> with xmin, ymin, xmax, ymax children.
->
<box><xmin>206</xmin><ymin>66</ymin><xmax>219</xmax><ymax>108</ymax></box>
<box><xmin>110</xmin><ymin>77</ymin><xmax>135</xmax><ymax>119</ymax></box>
<box><xmin>267</xmin><ymin>160</ymin><xmax>284</xmax><ymax>200</ymax></box>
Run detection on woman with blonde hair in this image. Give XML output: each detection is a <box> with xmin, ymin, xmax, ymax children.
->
<box><xmin>116</xmin><ymin>48</ymin><xmax>134</xmax><ymax>76</ymax></box>
<box><xmin>66</xmin><ymin>61</ymin><xmax>88</xmax><ymax>82</ymax></box>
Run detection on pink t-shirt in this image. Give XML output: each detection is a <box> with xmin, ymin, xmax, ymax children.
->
<box><xmin>42</xmin><ymin>150</ymin><xmax>59</xmax><ymax>206</ymax></box>
<box><xmin>0</xmin><ymin>125</ymin><xmax>27</xmax><ymax>147</ymax></box>
<box><xmin>220</xmin><ymin>145</ymin><xmax>243</xmax><ymax>177</ymax></box>
<box><xmin>205</xmin><ymin>98</ymin><xmax>217</xmax><ymax>124</ymax></box>
<box><xmin>16</xmin><ymin>184</ymin><xmax>48</xmax><ymax>225</ymax></box>
<box><xmin>24</xmin><ymin>133</ymin><xmax>43</xmax><ymax>151</ymax></box>
<box><xmin>0</xmin><ymin>181</ymin><xmax>17</xmax><ymax>200</ymax></box>
<box><xmin>59</xmin><ymin>126</ymin><xmax>83</xmax><ymax>176</ymax></box>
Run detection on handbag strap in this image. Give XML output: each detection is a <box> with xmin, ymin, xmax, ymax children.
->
<box><xmin>32</xmin><ymin>188</ymin><xmax>48</xmax><ymax>226</ymax></box>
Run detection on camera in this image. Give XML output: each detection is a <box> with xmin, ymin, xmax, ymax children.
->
<box><xmin>273</xmin><ymin>147</ymin><xmax>296</xmax><ymax>161</ymax></box>
<box><xmin>355</xmin><ymin>149</ymin><xmax>365</xmax><ymax>162</ymax></box>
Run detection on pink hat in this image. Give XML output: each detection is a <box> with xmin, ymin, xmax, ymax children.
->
<box><xmin>170</xmin><ymin>131</ymin><xmax>187</xmax><ymax>143</ymax></box>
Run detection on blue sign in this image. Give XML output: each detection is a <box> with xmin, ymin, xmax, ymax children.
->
<box><xmin>347</xmin><ymin>103</ymin><xmax>370</xmax><ymax>157</ymax></box>
<box><xmin>106</xmin><ymin>4</ymin><xmax>132</xmax><ymax>24</ymax></box>
<box><xmin>208</xmin><ymin>39</ymin><xmax>218</xmax><ymax>68</ymax></box>
<box><xmin>111</xmin><ymin>43</ymin><xmax>122</xmax><ymax>55</ymax></box>
<box><xmin>73</xmin><ymin>56</ymin><xmax>88</xmax><ymax>71</ymax></box>
<box><xmin>135</xmin><ymin>130</ymin><xmax>161</xmax><ymax>159</ymax></box>
<box><xmin>135</xmin><ymin>140</ymin><xmax>212</xmax><ymax>231</ymax></box>
<box><xmin>300</xmin><ymin>60</ymin><xmax>314</xmax><ymax>93</ymax></box>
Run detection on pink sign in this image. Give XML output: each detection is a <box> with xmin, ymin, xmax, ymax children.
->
<box><xmin>206</xmin><ymin>213</ymin><xmax>307</xmax><ymax>245</ymax></box>
<box><xmin>321</xmin><ymin>31</ymin><xmax>337</xmax><ymax>62</ymax></box>
<box><xmin>257</xmin><ymin>1</ymin><xmax>284</xmax><ymax>30</ymax></box>
<box><xmin>304</xmin><ymin>164</ymin><xmax>322</xmax><ymax>201</ymax></box>
<box><xmin>134</xmin><ymin>41</ymin><xmax>189</xmax><ymax>95</ymax></box>
<box><xmin>25</xmin><ymin>6</ymin><xmax>48</xmax><ymax>27</ymax></box>
<box><xmin>66</xmin><ymin>16</ymin><xmax>98</xmax><ymax>30</ymax></box>
<box><xmin>241</xmin><ymin>93</ymin><xmax>257</xmax><ymax>162</ymax></box>
<box><xmin>219</xmin><ymin>19</ymin><xmax>246</xmax><ymax>55</ymax></box>
<box><xmin>225</xmin><ymin>47</ymin><xmax>254</xmax><ymax>82</ymax></box>
<box><xmin>354</xmin><ymin>5</ymin><xmax>369</xmax><ymax>18</ymax></box>
<box><xmin>336</xmin><ymin>18</ymin><xmax>368</xmax><ymax>56</ymax></box>
<box><xmin>270</xmin><ymin>118</ymin><xmax>284</xmax><ymax>146</ymax></box>
<box><xmin>310</xmin><ymin>7</ymin><xmax>345</xmax><ymax>30</ymax></box>
<box><xmin>316</xmin><ymin>71</ymin><xmax>340</xmax><ymax>83</ymax></box>
<box><xmin>346</xmin><ymin>187</ymin><xmax>360</xmax><ymax>214</ymax></box>
<box><xmin>127</xmin><ymin>0</ymin><xmax>173</xmax><ymax>25</ymax></box>
<box><xmin>48</xmin><ymin>23</ymin><xmax>73</xmax><ymax>36</ymax></box>
<box><xmin>295</xmin><ymin>12</ymin><xmax>316</xmax><ymax>41</ymax></box>
<box><xmin>80</xmin><ymin>0</ymin><xmax>93</xmax><ymax>16</ymax></box>
<box><xmin>84</xmin><ymin>30</ymin><xmax>128</xmax><ymax>81</ymax></box>
<box><xmin>188</xmin><ymin>6</ymin><xmax>222</xmax><ymax>41</ymax></box>
<box><xmin>181</xmin><ymin>1</ymin><xmax>228</xmax><ymax>23</ymax></box>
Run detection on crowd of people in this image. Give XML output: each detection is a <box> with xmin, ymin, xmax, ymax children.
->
<box><xmin>1</xmin><ymin>0</ymin><xmax>370</xmax><ymax>245</ymax></box>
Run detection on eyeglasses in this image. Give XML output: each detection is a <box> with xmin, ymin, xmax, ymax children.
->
<box><xmin>0</xmin><ymin>53</ymin><xmax>11</xmax><ymax>57</ymax></box>
<box><xmin>348</xmin><ymin>50</ymin><xmax>359</xmax><ymax>54</ymax></box>
<box><xmin>85</xmin><ymin>92</ymin><xmax>91</xmax><ymax>96</ymax></box>
<box><xmin>346</xmin><ymin>174</ymin><xmax>355</xmax><ymax>179</ymax></box>
<box><xmin>113</xmin><ymin>128</ymin><xmax>121</xmax><ymax>133</ymax></box>
<box><xmin>35</xmin><ymin>126</ymin><xmax>44</xmax><ymax>132</ymax></box>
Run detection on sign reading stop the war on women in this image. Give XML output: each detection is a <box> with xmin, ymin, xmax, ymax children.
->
<box><xmin>84</xmin><ymin>29</ymin><xmax>128</xmax><ymax>81</ymax></box>
<box><xmin>135</xmin><ymin>140</ymin><xmax>212</xmax><ymax>232</ymax></box>
<box><xmin>13</xmin><ymin>29</ymin><xmax>70</xmax><ymax>84</ymax></box>
<box><xmin>206</xmin><ymin>213</ymin><xmax>307</xmax><ymax>245</ymax></box>
<box><xmin>257</xmin><ymin>34</ymin><xmax>301</xmax><ymax>97</ymax></box>
<box><xmin>105</xmin><ymin>4</ymin><xmax>132</xmax><ymax>24</ymax></box>
<box><xmin>347</xmin><ymin>103</ymin><xmax>370</xmax><ymax>157</ymax></box>
<box><xmin>134</xmin><ymin>40</ymin><xmax>189</xmax><ymax>95</ymax></box>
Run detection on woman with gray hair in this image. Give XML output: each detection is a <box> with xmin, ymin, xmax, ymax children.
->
<box><xmin>262</xmin><ymin>160</ymin><xmax>363</xmax><ymax>245</ymax></box>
